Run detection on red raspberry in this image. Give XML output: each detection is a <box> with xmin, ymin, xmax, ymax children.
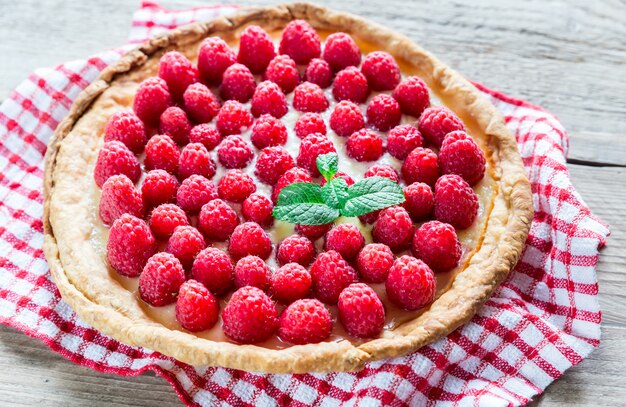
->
<box><xmin>272</xmin><ymin>167</ymin><xmax>312</xmax><ymax>203</ymax></box>
<box><xmin>251</xmin><ymin>114</ymin><xmax>288</xmax><ymax>149</ymax></box>
<box><xmin>372</xmin><ymin>206</ymin><xmax>413</xmax><ymax>252</ymax></box>
<box><xmin>104</xmin><ymin>111</ymin><xmax>147</xmax><ymax>154</ymax></box>
<box><xmin>358</xmin><ymin>210</ymin><xmax>380</xmax><ymax>225</ymax></box>
<box><xmin>297</xmin><ymin>133</ymin><xmax>336</xmax><ymax>176</ymax></box>
<box><xmin>418</xmin><ymin>106</ymin><xmax>466</xmax><ymax>147</ymax></box>
<box><xmin>366</xmin><ymin>94</ymin><xmax>401</xmax><ymax>131</ymax></box>
<box><xmin>242</xmin><ymin>194</ymin><xmax>274</xmax><ymax>227</ymax></box>
<box><xmin>279</xmin><ymin>20</ymin><xmax>321</xmax><ymax>65</ymax></box>
<box><xmin>401</xmin><ymin>147</ymin><xmax>440</xmax><ymax>187</ymax></box>
<box><xmin>141</xmin><ymin>169</ymin><xmax>178</xmax><ymax>209</ymax></box>
<box><xmin>189</xmin><ymin>124</ymin><xmax>221</xmax><ymax>151</ymax></box>
<box><xmin>217</xmin><ymin>135</ymin><xmax>254</xmax><ymax>169</ymax></box>
<box><xmin>220</xmin><ymin>63</ymin><xmax>256</xmax><ymax>103</ymax></box>
<box><xmin>217</xmin><ymin>169</ymin><xmax>256</xmax><ymax>203</ymax></box>
<box><xmin>364</xmin><ymin>164</ymin><xmax>399</xmax><ymax>183</ymax></box>
<box><xmin>94</xmin><ymin>141</ymin><xmax>140</xmax><ymax>188</ymax></box>
<box><xmin>338</xmin><ymin>283</ymin><xmax>385</xmax><ymax>338</ymax></box>
<box><xmin>438</xmin><ymin>131</ymin><xmax>486</xmax><ymax>186</ymax></box>
<box><xmin>166</xmin><ymin>225</ymin><xmax>206</xmax><ymax>270</ymax></box>
<box><xmin>295</xmin><ymin>113</ymin><xmax>326</xmax><ymax>139</ymax></box>
<box><xmin>293</xmin><ymin>82</ymin><xmax>329</xmax><ymax>113</ymax></box>
<box><xmin>305</xmin><ymin>58</ymin><xmax>333</xmax><ymax>88</ymax></box>
<box><xmin>393</xmin><ymin>76</ymin><xmax>430</xmax><ymax>117</ymax></box>
<box><xmin>107</xmin><ymin>214</ymin><xmax>156</xmax><ymax>277</ymax></box>
<box><xmin>251</xmin><ymin>81</ymin><xmax>288</xmax><ymax>118</ymax></box>
<box><xmin>278</xmin><ymin>299</ymin><xmax>332</xmax><ymax>344</ymax></box>
<box><xmin>159</xmin><ymin>106</ymin><xmax>191</xmax><ymax>145</ymax></box>
<box><xmin>158</xmin><ymin>51</ymin><xmax>198</xmax><ymax>101</ymax></box>
<box><xmin>237</xmin><ymin>25</ymin><xmax>276</xmax><ymax>74</ymax></box>
<box><xmin>99</xmin><ymin>174</ymin><xmax>144</xmax><ymax>225</ymax></box>
<box><xmin>144</xmin><ymin>134</ymin><xmax>179</xmax><ymax>175</ymax></box>
<box><xmin>255</xmin><ymin>146</ymin><xmax>295</xmax><ymax>186</ymax></box>
<box><xmin>176</xmin><ymin>175</ymin><xmax>217</xmax><ymax>214</ymax></box>
<box><xmin>322</xmin><ymin>32</ymin><xmax>361</xmax><ymax>72</ymax></box>
<box><xmin>413</xmin><ymin>221</ymin><xmax>461</xmax><ymax>272</ymax></box>
<box><xmin>133</xmin><ymin>77</ymin><xmax>173</xmax><ymax>126</ymax></box>
<box><xmin>183</xmin><ymin>83</ymin><xmax>220</xmax><ymax>123</ymax></box>
<box><xmin>139</xmin><ymin>252</ymin><xmax>186</xmax><ymax>306</ymax></box>
<box><xmin>234</xmin><ymin>255</ymin><xmax>270</xmax><ymax>290</ymax></box>
<box><xmin>271</xmin><ymin>263</ymin><xmax>312</xmax><ymax>303</ymax></box>
<box><xmin>332</xmin><ymin>67</ymin><xmax>369</xmax><ymax>103</ymax></box>
<box><xmin>325</xmin><ymin>224</ymin><xmax>365</xmax><ymax>261</ymax></box>
<box><xmin>387</xmin><ymin>124</ymin><xmax>423</xmax><ymax>160</ymax></box>
<box><xmin>228</xmin><ymin>222</ymin><xmax>273</xmax><ymax>260</ymax></box>
<box><xmin>197</xmin><ymin>37</ymin><xmax>236</xmax><ymax>85</ymax></box>
<box><xmin>215</xmin><ymin>100</ymin><xmax>253</xmax><ymax>137</ymax></box>
<box><xmin>346</xmin><ymin>129</ymin><xmax>383</xmax><ymax>162</ymax></box>
<box><xmin>386</xmin><ymin>256</ymin><xmax>435</xmax><ymax>310</ymax></box>
<box><xmin>191</xmin><ymin>247</ymin><xmax>234</xmax><ymax>295</ymax></box>
<box><xmin>198</xmin><ymin>199</ymin><xmax>239</xmax><ymax>241</ymax></box>
<box><xmin>310</xmin><ymin>250</ymin><xmax>357</xmax><ymax>304</ymax></box>
<box><xmin>178</xmin><ymin>142</ymin><xmax>216</xmax><ymax>180</ymax></box>
<box><xmin>264</xmin><ymin>55</ymin><xmax>300</xmax><ymax>93</ymax></box>
<box><xmin>329</xmin><ymin>101</ymin><xmax>364</xmax><ymax>137</ymax></box>
<box><xmin>175</xmin><ymin>279</ymin><xmax>219</xmax><ymax>332</ymax></box>
<box><xmin>356</xmin><ymin>243</ymin><xmax>394</xmax><ymax>283</ymax></box>
<box><xmin>277</xmin><ymin>234</ymin><xmax>316</xmax><ymax>266</ymax></box>
<box><xmin>361</xmin><ymin>51</ymin><xmax>401</xmax><ymax>91</ymax></box>
<box><xmin>403</xmin><ymin>182</ymin><xmax>434</xmax><ymax>221</ymax></box>
<box><xmin>434</xmin><ymin>174</ymin><xmax>479</xmax><ymax>229</ymax></box>
<box><xmin>294</xmin><ymin>223</ymin><xmax>331</xmax><ymax>241</ymax></box>
<box><xmin>222</xmin><ymin>286</ymin><xmax>278</xmax><ymax>344</ymax></box>
<box><xmin>149</xmin><ymin>203</ymin><xmax>189</xmax><ymax>240</ymax></box>
<box><xmin>319</xmin><ymin>171</ymin><xmax>355</xmax><ymax>187</ymax></box>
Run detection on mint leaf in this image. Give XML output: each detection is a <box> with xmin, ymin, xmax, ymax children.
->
<box><xmin>273</xmin><ymin>182</ymin><xmax>340</xmax><ymax>225</ymax></box>
<box><xmin>321</xmin><ymin>177</ymin><xmax>349</xmax><ymax>209</ymax></box>
<box><xmin>276</xmin><ymin>182</ymin><xmax>324</xmax><ymax>206</ymax></box>
<box><xmin>340</xmin><ymin>177</ymin><xmax>405</xmax><ymax>217</ymax></box>
<box><xmin>316</xmin><ymin>153</ymin><xmax>338</xmax><ymax>182</ymax></box>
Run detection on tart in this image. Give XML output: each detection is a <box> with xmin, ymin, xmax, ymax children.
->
<box><xmin>43</xmin><ymin>3</ymin><xmax>533</xmax><ymax>373</ymax></box>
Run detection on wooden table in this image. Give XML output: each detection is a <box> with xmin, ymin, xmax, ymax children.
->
<box><xmin>1</xmin><ymin>0</ymin><xmax>624</xmax><ymax>405</ymax></box>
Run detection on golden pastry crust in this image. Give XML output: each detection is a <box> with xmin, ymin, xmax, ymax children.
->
<box><xmin>43</xmin><ymin>3</ymin><xmax>533</xmax><ymax>373</ymax></box>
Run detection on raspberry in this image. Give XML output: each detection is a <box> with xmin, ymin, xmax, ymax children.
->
<box><xmin>364</xmin><ymin>164</ymin><xmax>399</xmax><ymax>183</ymax></box>
<box><xmin>361</xmin><ymin>51</ymin><xmax>401</xmax><ymax>91</ymax></box>
<box><xmin>279</xmin><ymin>20</ymin><xmax>321</xmax><ymax>65</ymax></box>
<box><xmin>358</xmin><ymin>210</ymin><xmax>380</xmax><ymax>225</ymax></box>
<box><xmin>176</xmin><ymin>175</ymin><xmax>218</xmax><ymax>214</ymax></box>
<box><xmin>293</xmin><ymin>82</ymin><xmax>329</xmax><ymax>113</ymax></box>
<box><xmin>434</xmin><ymin>174</ymin><xmax>479</xmax><ymax>229</ymax></box>
<box><xmin>338</xmin><ymin>283</ymin><xmax>385</xmax><ymax>338</ymax></box>
<box><xmin>295</xmin><ymin>113</ymin><xmax>326</xmax><ymax>139</ymax></box>
<box><xmin>242</xmin><ymin>194</ymin><xmax>274</xmax><ymax>227</ymax></box>
<box><xmin>418</xmin><ymin>106</ymin><xmax>466</xmax><ymax>147</ymax></box>
<box><xmin>329</xmin><ymin>101</ymin><xmax>364</xmax><ymax>137</ymax></box>
<box><xmin>332</xmin><ymin>67</ymin><xmax>369</xmax><ymax>103</ymax></box>
<box><xmin>387</xmin><ymin>124</ymin><xmax>423</xmax><ymax>160</ymax></box>
<box><xmin>166</xmin><ymin>225</ymin><xmax>206</xmax><ymax>269</ymax></box>
<box><xmin>271</xmin><ymin>263</ymin><xmax>312</xmax><ymax>303</ymax></box>
<box><xmin>237</xmin><ymin>25</ymin><xmax>276</xmax><ymax>74</ymax></box>
<box><xmin>386</xmin><ymin>256</ymin><xmax>435</xmax><ymax>310</ymax></box>
<box><xmin>322</xmin><ymin>32</ymin><xmax>361</xmax><ymax>72</ymax></box>
<box><xmin>149</xmin><ymin>203</ymin><xmax>189</xmax><ymax>240</ymax></box>
<box><xmin>141</xmin><ymin>170</ymin><xmax>178</xmax><ymax>209</ymax></box>
<box><xmin>139</xmin><ymin>252</ymin><xmax>185</xmax><ymax>306</ymax></box>
<box><xmin>217</xmin><ymin>135</ymin><xmax>254</xmax><ymax>169</ymax></box>
<box><xmin>189</xmin><ymin>124</ymin><xmax>221</xmax><ymax>151</ymax></box>
<box><xmin>320</xmin><ymin>171</ymin><xmax>355</xmax><ymax>186</ymax></box>
<box><xmin>222</xmin><ymin>286</ymin><xmax>278</xmax><ymax>344</ymax></box>
<box><xmin>133</xmin><ymin>77</ymin><xmax>173</xmax><ymax>126</ymax></box>
<box><xmin>198</xmin><ymin>199</ymin><xmax>239</xmax><ymax>241</ymax></box>
<box><xmin>220</xmin><ymin>63</ymin><xmax>256</xmax><ymax>103</ymax></box>
<box><xmin>393</xmin><ymin>76</ymin><xmax>430</xmax><ymax>117</ymax></box>
<box><xmin>215</xmin><ymin>100</ymin><xmax>253</xmax><ymax>137</ymax></box>
<box><xmin>372</xmin><ymin>206</ymin><xmax>413</xmax><ymax>252</ymax></box>
<box><xmin>104</xmin><ymin>111</ymin><xmax>147</xmax><ymax>154</ymax></box>
<box><xmin>197</xmin><ymin>37</ymin><xmax>236</xmax><ymax>85</ymax></box>
<box><xmin>356</xmin><ymin>243</ymin><xmax>394</xmax><ymax>283</ymax></box>
<box><xmin>278</xmin><ymin>299</ymin><xmax>332</xmax><ymax>344</ymax></box>
<box><xmin>366</xmin><ymin>94</ymin><xmax>401</xmax><ymax>131</ymax></box>
<box><xmin>107</xmin><ymin>214</ymin><xmax>156</xmax><ymax>277</ymax></box>
<box><xmin>325</xmin><ymin>224</ymin><xmax>365</xmax><ymax>261</ymax></box>
<box><xmin>438</xmin><ymin>131</ymin><xmax>486</xmax><ymax>186</ymax></box>
<box><xmin>178</xmin><ymin>142</ymin><xmax>216</xmax><ymax>180</ymax></box>
<box><xmin>251</xmin><ymin>81</ymin><xmax>288</xmax><ymax>118</ymax></box>
<box><xmin>183</xmin><ymin>83</ymin><xmax>220</xmax><ymax>123</ymax></box>
<box><xmin>175</xmin><ymin>279</ymin><xmax>219</xmax><ymax>332</ymax></box>
<box><xmin>277</xmin><ymin>234</ymin><xmax>316</xmax><ymax>266</ymax></box>
<box><xmin>191</xmin><ymin>247</ymin><xmax>234</xmax><ymax>295</ymax></box>
<box><xmin>272</xmin><ymin>167</ymin><xmax>312</xmax><ymax>203</ymax></box>
<box><xmin>228</xmin><ymin>222</ymin><xmax>273</xmax><ymax>260</ymax></box>
<box><xmin>264</xmin><ymin>55</ymin><xmax>300</xmax><ymax>93</ymax></box>
<box><xmin>305</xmin><ymin>58</ymin><xmax>333</xmax><ymax>88</ymax></box>
<box><xmin>158</xmin><ymin>51</ymin><xmax>198</xmax><ymax>101</ymax></box>
<box><xmin>294</xmin><ymin>223</ymin><xmax>331</xmax><ymax>241</ymax></box>
<box><xmin>346</xmin><ymin>129</ymin><xmax>383</xmax><ymax>162</ymax></box>
<box><xmin>159</xmin><ymin>106</ymin><xmax>191</xmax><ymax>145</ymax></box>
<box><xmin>403</xmin><ymin>182</ymin><xmax>434</xmax><ymax>221</ymax></box>
<box><xmin>144</xmin><ymin>134</ymin><xmax>179</xmax><ymax>175</ymax></box>
<box><xmin>234</xmin><ymin>255</ymin><xmax>271</xmax><ymax>290</ymax></box>
<box><xmin>401</xmin><ymin>147</ymin><xmax>440</xmax><ymax>187</ymax></box>
<box><xmin>217</xmin><ymin>169</ymin><xmax>256</xmax><ymax>203</ymax></box>
<box><xmin>413</xmin><ymin>220</ymin><xmax>461</xmax><ymax>272</ymax></box>
<box><xmin>99</xmin><ymin>174</ymin><xmax>144</xmax><ymax>225</ymax></box>
<box><xmin>250</xmin><ymin>114</ymin><xmax>288</xmax><ymax>149</ymax></box>
<box><xmin>94</xmin><ymin>141</ymin><xmax>140</xmax><ymax>188</ymax></box>
<box><xmin>297</xmin><ymin>133</ymin><xmax>336</xmax><ymax>176</ymax></box>
<box><xmin>255</xmin><ymin>146</ymin><xmax>295</xmax><ymax>186</ymax></box>
<box><xmin>310</xmin><ymin>250</ymin><xmax>357</xmax><ymax>304</ymax></box>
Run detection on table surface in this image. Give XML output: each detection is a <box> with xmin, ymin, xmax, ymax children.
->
<box><xmin>1</xmin><ymin>0</ymin><xmax>624</xmax><ymax>405</ymax></box>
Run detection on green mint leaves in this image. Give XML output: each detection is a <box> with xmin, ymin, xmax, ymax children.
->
<box><xmin>272</xmin><ymin>153</ymin><xmax>405</xmax><ymax>225</ymax></box>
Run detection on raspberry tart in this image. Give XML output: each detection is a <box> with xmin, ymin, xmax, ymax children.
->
<box><xmin>43</xmin><ymin>3</ymin><xmax>532</xmax><ymax>372</ymax></box>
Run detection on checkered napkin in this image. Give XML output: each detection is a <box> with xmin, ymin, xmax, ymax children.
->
<box><xmin>0</xmin><ymin>2</ymin><xmax>611</xmax><ymax>406</ymax></box>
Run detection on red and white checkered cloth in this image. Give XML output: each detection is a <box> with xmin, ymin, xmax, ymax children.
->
<box><xmin>0</xmin><ymin>2</ymin><xmax>610</xmax><ymax>406</ymax></box>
